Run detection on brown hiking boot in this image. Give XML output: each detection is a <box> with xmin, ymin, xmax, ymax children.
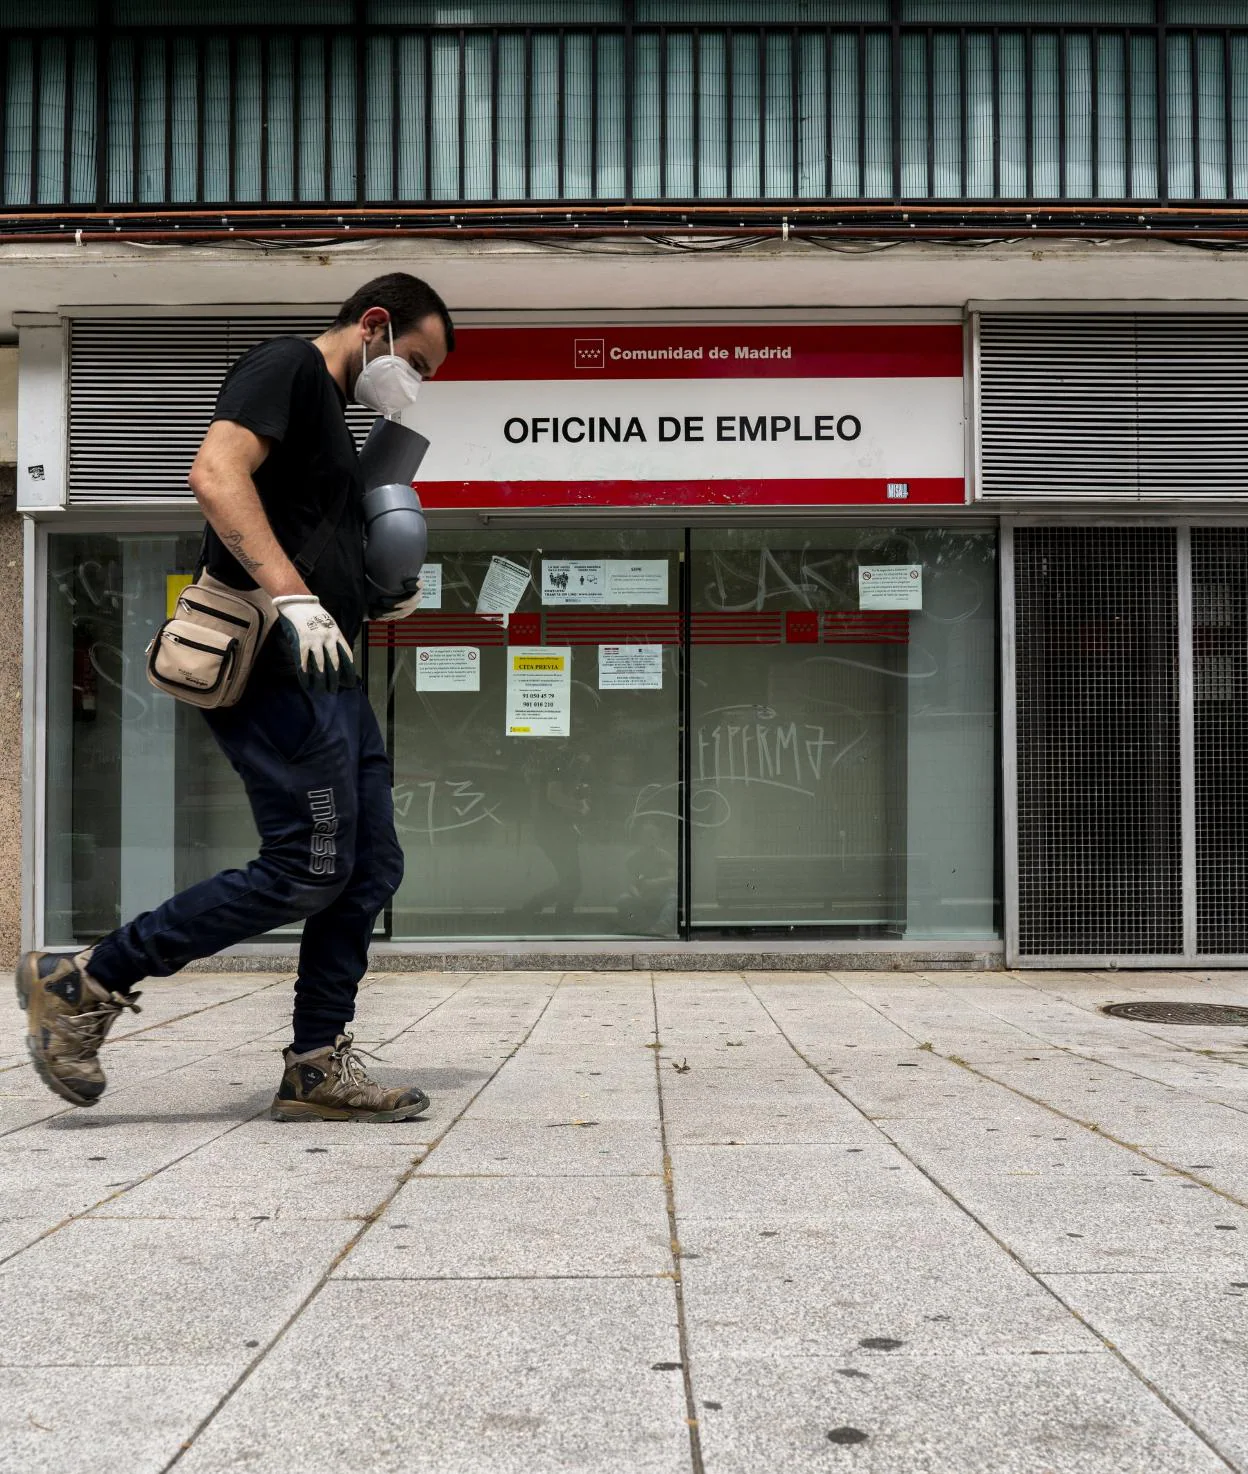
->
<box><xmin>270</xmin><ymin>1033</ymin><xmax>431</xmax><ymax>1123</ymax></box>
<box><xmin>16</xmin><ymin>950</ymin><xmax>141</xmax><ymax>1107</ymax></box>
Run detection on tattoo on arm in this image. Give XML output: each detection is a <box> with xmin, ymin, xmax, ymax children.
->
<box><xmin>223</xmin><ymin>530</ymin><xmax>264</xmax><ymax>575</ymax></box>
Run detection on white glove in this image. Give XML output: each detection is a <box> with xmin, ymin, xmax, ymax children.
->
<box><xmin>273</xmin><ymin>595</ymin><xmax>357</xmax><ymax>693</ymax></box>
<box><xmin>374</xmin><ymin>583</ymin><xmax>423</xmax><ymax>622</ymax></box>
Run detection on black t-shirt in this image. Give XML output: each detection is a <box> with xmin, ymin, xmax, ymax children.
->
<box><xmin>201</xmin><ymin>337</ymin><xmax>367</xmax><ymax>642</ymax></box>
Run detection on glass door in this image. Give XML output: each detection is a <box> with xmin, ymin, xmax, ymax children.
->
<box><xmin>43</xmin><ymin>530</ymin><xmax>274</xmax><ymax>944</ymax></box>
<box><xmin>687</xmin><ymin>528</ymin><xmax>998</xmax><ymax>937</ymax></box>
<box><xmin>369</xmin><ymin>529</ymin><xmax>683</xmax><ymax>940</ymax></box>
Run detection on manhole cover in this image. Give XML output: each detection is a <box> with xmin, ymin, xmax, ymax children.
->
<box><xmin>1102</xmin><ymin>1002</ymin><xmax>1248</xmax><ymax>1026</ymax></box>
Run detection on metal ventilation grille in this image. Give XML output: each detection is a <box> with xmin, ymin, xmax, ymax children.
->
<box><xmin>1014</xmin><ymin>527</ymin><xmax>1182</xmax><ymax>958</ymax></box>
<box><xmin>1193</xmin><ymin>528</ymin><xmax>1248</xmax><ymax>955</ymax></box>
<box><xmin>68</xmin><ymin>316</ymin><xmax>375</xmax><ymax>503</ymax></box>
<box><xmin>978</xmin><ymin>313</ymin><xmax>1248</xmax><ymax>501</ymax></box>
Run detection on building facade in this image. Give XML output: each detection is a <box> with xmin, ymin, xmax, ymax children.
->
<box><xmin>5</xmin><ymin>1</ymin><xmax>1248</xmax><ymax>969</ymax></box>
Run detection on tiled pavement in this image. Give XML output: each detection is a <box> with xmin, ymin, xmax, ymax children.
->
<box><xmin>4</xmin><ymin>969</ymin><xmax>1248</xmax><ymax>1472</ymax></box>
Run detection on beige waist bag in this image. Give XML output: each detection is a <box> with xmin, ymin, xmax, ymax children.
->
<box><xmin>146</xmin><ymin>572</ymin><xmax>277</xmax><ymax>709</ymax></box>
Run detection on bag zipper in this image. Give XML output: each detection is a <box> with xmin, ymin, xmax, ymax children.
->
<box><xmin>149</xmin><ymin>631</ymin><xmax>236</xmax><ymax>696</ymax></box>
<box><xmin>180</xmin><ymin>597</ymin><xmax>251</xmax><ymax>629</ymax></box>
<box><xmin>166</xmin><ymin>630</ymin><xmax>237</xmax><ymax>656</ymax></box>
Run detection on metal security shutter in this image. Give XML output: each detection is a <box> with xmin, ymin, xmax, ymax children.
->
<box><xmin>68</xmin><ymin>316</ymin><xmax>375</xmax><ymax>504</ymax></box>
<box><xmin>1012</xmin><ymin>527</ymin><xmax>1183</xmax><ymax>961</ymax></box>
<box><xmin>1009</xmin><ymin>523</ymin><xmax>1248</xmax><ymax>967</ymax></box>
<box><xmin>977</xmin><ymin>313</ymin><xmax>1248</xmax><ymax>501</ymax></box>
<box><xmin>1193</xmin><ymin>528</ymin><xmax>1248</xmax><ymax>955</ymax></box>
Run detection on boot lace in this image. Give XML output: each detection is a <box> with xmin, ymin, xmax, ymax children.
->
<box><xmin>54</xmin><ymin>991</ymin><xmax>141</xmax><ymax>1062</ymax></box>
<box><xmin>327</xmin><ymin>1033</ymin><xmax>391</xmax><ymax>1107</ymax></box>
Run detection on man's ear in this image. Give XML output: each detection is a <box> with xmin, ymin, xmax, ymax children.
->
<box><xmin>360</xmin><ymin>307</ymin><xmax>390</xmax><ymax>339</ymax></box>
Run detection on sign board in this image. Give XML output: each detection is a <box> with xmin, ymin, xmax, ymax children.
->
<box><xmin>608</xmin><ymin>560</ymin><xmax>669</xmax><ymax>604</ymax></box>
<box><xmin>409</xmin><ymin>324</ymin><xmax>966</xmax><ymax>511</ymax></box>
<box><xmin>542</xmin><ymin>559</ymin><xmax>670</xmax><ymax>606</ymax></box>
<box><xmin>599</xmin><ymin>644</ymin><xmax>664</xmax><ymax>690</ymax></box>
<box><xmin>506</xmin><ymin>647</ymin><xmax>572</xmax><ymax>736</ymax></box>
<box><xmin>858</xmin><ymin>564</ymin><xmax>923</xmax><ymax>610</ymax></box>
<box><xmin>476</xmin><ymin>556</ymin><xmax>531</xmax><ymax>615</ymax></box>
<box><xmin>542</xmin><ymin>560</ymin><xmax>606</xmax><ymax>606</ymax></box>
<box><xmin>417</xmin><ymin>563</ymin><xmax>442</xmax><ymax>610</ymax></box>
<box><xmin>415</xmin><ymin>646</ymin><xmax>479</xmax><ymax>692</ymax></box>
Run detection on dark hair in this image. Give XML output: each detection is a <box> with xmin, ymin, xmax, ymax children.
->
<box><xmin>332</xmin><ymin>272</ymin><xmax>455</xmax><ymax>352</ymax></box>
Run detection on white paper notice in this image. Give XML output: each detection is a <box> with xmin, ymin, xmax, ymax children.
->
<box><xmin>506</xmin><ymin>648</ymin><xmax>572</xmax><ymax>736</ymax></box>
<box><xmin>541</xmin><ymin>558</ymin><xmax>670</xmax><ymax>606</ymax></box>
<box><xmin>415</xmin><ymin>646</ymin><xmax>480</xmax><ymax>692</ymax></box>
<box><xmin>416</xmin><ymin>563</ymin><xmax>442</xmax><ymax>610</ymax></box>
<box><xmin>858</xmin><ymin>564</ymin><xmax>923</xmax><ymax>610</ymax></box>
<box><xmin>599</xmin><ymin>644</ymin><xmax>663</xmax><ymax>691</ymax></box>
<box><xmin>606</xmin><ymin>560</ymin><xmax>669</xmax><ymax>605</ymax></box>
<box><xmin>542</xmin><ymin>560</ymin><xmax>606</xmax><ymax>605</ymax></box>
<box><xmin>476</xmin><ymin>556</ymin><xmax>531</xmax><ymax>615</ymax></box>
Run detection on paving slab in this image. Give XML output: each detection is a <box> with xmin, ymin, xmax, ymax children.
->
<box><xmin>0</xmin><ymin>1110</ymin><xmax>265</xmax><ymax>1186</ymax></box>
<box><xmin>0</xmin><ymin>1168</ymin><xmax>142</xmax><ymax>1223</ymax></box>
<box><xmin>376</xmin><ymin>1030</ymin><xmax>525</xmax><ymax>1065</ymax></box>
<box><xmin>690</xmin><ymin>1352</ymin><xmax>1231</xmax><ymax>1473</ymax></box>
<box><xmin>929</xmin><ymin>1171</ymin><xmax>1248</xmax><ymax>1274</ymax></box>
<box><xmin>173</xmin><ymin>1278</ymin><xmax>691</xmax><ymax>1474</ymax></box>
<box><xmin>228</xmin><ymin>1112</ymin><xmax>441</xmax><ymax>1148</ymax></box>
<box><xmin>0</xmin><ymin>1217</ymin><xmax>353</xmax><ymax>1368</ymax></box>
<box><xmin>465</xmin><ymin>1075</ymin><xmax>661</xmax><ymax>1122</ymax></box>
<box><xmin>0</xmin><ymin>1096</ymin><xmax>111</xmax><ymax>1137</ymax></box>
<box><xmin>87</xmin><ymin>1138</ymin><xmax>422</xmax><ymax>1220</ymax></box>
<box><xmin>1042</xmin><ymin>1270</ymin><xmax>1248</xmax><ymax>1469</ymax></box>
<box><xmin>426</xmin><ymin>1117</ymin><xmax>663</xmax><ymax>1176</ymax></box>
<box><xmin>669</xmin><ymin>1142</ymin><xmax>946</xmax><ymax>1223</ymax></box>
<box><xmin>876</xmin><ymin>1120</ymin><xmax>1142</xmax><ymax>1175</ymax></box>
<box><xmin>662</xmin><ymin>1100</ymin><xmax>880</xmax><ymax>1147</ymax></box>
<box><xmin>1137</xmin><ymin>1148</ymin><xmax>1248</xmax><ymax>1200</ymax></box>
<box><xmin>0</xmin><ymin>1217</ymin><xmax>62</xmax><ymax>1263</ymax></box>
<box><xmin>0</xmin><ymin>1366</ymin><xmax>234</xmax><ymax>1474</ymax></box>
<box><xmin>338</xmin><ymin>1173</ymin><xmax>671</xmax><ymax>1278</ymax></box>
<box><xmin>676</xmin><ymin>1217</ymin><xmax>1092</xmax><ymax>1360</ymax></box>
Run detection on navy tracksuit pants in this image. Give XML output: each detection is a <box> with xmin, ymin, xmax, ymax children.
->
<box><xmin>88</xmin><ymin>656</ymin><xmax>403</xmax><ymax>1051</ymax></box>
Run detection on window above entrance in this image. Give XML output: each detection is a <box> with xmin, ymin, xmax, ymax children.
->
<box><xmin>3</xmin><ymin>3</ymin><xmax>1246</xmax><ymax>224</ymax></box>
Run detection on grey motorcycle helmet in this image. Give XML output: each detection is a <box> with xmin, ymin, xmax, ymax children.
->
<box><xmin>357</xmin><ymin>417</ymin><xmax>430</xmax><ymax>618</ymax></box>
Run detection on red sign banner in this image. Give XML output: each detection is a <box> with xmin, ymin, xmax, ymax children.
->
<box><xmin>408</xmin><ymin>322</ymin><xmax>966</xmax><ymax>511</ymax></box>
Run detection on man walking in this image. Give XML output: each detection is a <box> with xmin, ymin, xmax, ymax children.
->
<box><xmin>17</xmin><ymin>273</ymin><xmax>452</xmax><ymax>1123</ymax></box>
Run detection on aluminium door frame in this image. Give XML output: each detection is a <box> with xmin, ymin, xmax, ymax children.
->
<box><xmin>21</xmin><ymin>516</ymin><xmax>44</xmax><ymax>955</ymax></box>
<box><xmin>25</xmin><ymin>509</ymin><xmax>204</xmax><ymax>952</ymax></box>
<box><xmin>1000</xmin><ymin>522</ymin><xmax>1019</xmax><ymax>965</ymax></box>
<box><xmin>1003</xmin><ymin>513</ymin><xmax>1248</xmax><ymax>969</ymax></box>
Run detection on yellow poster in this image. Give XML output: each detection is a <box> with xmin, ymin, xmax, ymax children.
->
<box><xmin>166</xmin><ymin>574</ymin><xmax>193</xmax><ymax>618</ymax></box>
<box><xmin>505</xmin><ymin>647</ymin><xmax>571</xmax><ymax>737</ymax></box>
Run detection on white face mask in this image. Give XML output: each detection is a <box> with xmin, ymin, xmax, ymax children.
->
<box><xmin>354</xmin><ymin>320</ymin><xmax>423</xmax><ymax>420</ymax></box>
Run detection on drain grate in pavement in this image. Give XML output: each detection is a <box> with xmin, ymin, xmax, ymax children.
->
<box><xmin>1102</xmin><ymin>1002</ymin><xmax>1248</xmax><ymax>1026</ymax></box>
